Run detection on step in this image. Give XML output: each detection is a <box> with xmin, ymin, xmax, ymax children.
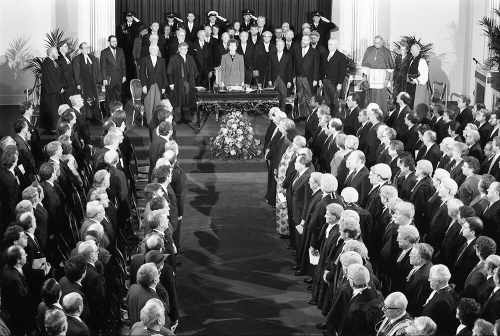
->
<box><xmin>137</xmin><ymin>158</ymin><xmax>267</xmax><ymax>173</ymax></box>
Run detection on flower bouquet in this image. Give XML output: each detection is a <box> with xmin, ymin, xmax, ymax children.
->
<box><xmin>210</xmin><ymin>110</ymin><xmax>262</xmax><ymax>160</ymax></box>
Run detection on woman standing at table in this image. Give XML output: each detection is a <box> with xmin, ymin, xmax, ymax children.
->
<box><xmin>220</xmin><ymin>39</ymin><xmax>245</xmax><ymax>87</ymax></box>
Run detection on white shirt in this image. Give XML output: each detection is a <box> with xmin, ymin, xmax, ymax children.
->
<box><xmin>425</xmin><ymin>285</ymin><xmax>449</xmax><ymax>305</ymax></box>
<box><xmin>302</xmin><ymin>46</ymin><xmax>309</xmax><ymax>57</ymax></box>
<box><xmin>352</xmin><ymin>287</ymin><xmax>366</xmax><ymax>298</ymax></box>
<box><xmin>327</xmin><ymin>50</ymin><xmax>336</xmax><ymax>62</ymax></box>
<box><xmin>414</xmin><ymin>58</ymin><xmax>429</xmax><ymax>85</ymax></box>
<box><xmin>150</xmin><ymin>55</ymin><xmax>157</xmax><ymax>67</ymax></box>
<box><xmin>241</xmin><ymin>43</ymin><xmax>247</xmax><ymax>54</ymax></box>
<box><xmin>84</xmin><ymin>54</ymin><xmax>92</xmax><ymax>64</ymax></box>
<box><xmin>264</xmin><ymin>43</ymin><xmax>270</xmax><ymax>53</ymax></box>
<box><xmin>277</xmin><ymin>51</ymin><xmax>283</xmax><ymax>62</ymax></box>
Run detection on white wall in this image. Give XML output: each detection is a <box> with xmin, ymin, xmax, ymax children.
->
<box><xmin>0</xmin><ymin>0</ymin><xmax>114</xmax><ymax>105</ymax></box>
<box><xmin>0</xmin><ymin>0</ymin><xmax>55</xmax><ymax>105</ymax></box>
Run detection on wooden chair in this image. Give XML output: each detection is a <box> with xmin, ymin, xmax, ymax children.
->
<box><xmin>431</xmin><ymin>81</ymin><xmax>447</xmax><ymax>105</ymax></box>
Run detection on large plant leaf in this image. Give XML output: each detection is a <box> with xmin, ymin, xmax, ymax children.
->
<box><xmin>43</xmin><ymin>28</ymin><xmax>67</xmax><ymax>49</ymax></box>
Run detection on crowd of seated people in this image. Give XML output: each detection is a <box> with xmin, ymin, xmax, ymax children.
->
<box><xmin>0</xmin><ymin>96</ymin><xmax>184</xmax><ymax>336</ymax></box>
<box><xmin>264</xmin><ymin>90</ymin><xmax>500</xmax><ymax>335</ymax></box>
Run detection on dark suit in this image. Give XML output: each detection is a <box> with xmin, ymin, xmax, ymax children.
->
<box><xmin>340</xmin><ymin>287</ymin><xmax>384</xmax><ymax>336</ymax></box>
<box><xmin>40</xmin><ymin>57</ymin><xmax>63</xmax><ymax>130</ymax></box>
<box><xmin>253</xmin><ymin>42</ymin><xmax>276</xmax><ymax>84</ymax></box>
<box><xmin>66</xmin><ymin>315</ymin><xmax>90</xmax><ymax>336</ymax></box>
<box><xmin>58</xmin><ymin>55</ymin><xmax>76</xmax><ymax>100</ymax></box>
<box><xmin>72</xmin><ymin>53</ymin><xmax>101</xmax><ymax>100</ymax></box>
<box><xmin>480</xmin><ymin>200</ymin><xmax>500</xmax><ymax>244</ymax></box>
<box><xmin>462</xmin><ymin>261</ymin><xmax>487</xmax><ymax>300</ymax></box>
<box><xmin>453</xmin><ymin>239</ymin><xmax>479</xmax><ymax>293</ymax></box>
<box><xmin>344</xmin><ymin>166</ymin><xmax>371</xmax><ymax>207</ymax></box>
<box><xmin>14</xmin><ymin>134</ymin><xmax>36</xmax><ymax>187</ymax></box>
<box><xmin>191</xmin><ymin>40</ymin><xmax>213</xmax><ymax>87</ymax></box>
<box><xmin>320</xmin><ymin>50</ymin><xmax>347</xmax><ymax>109</ymax></box>
<box><xmin>426</xmin><ymin>202</ymin><xmax>451</xmax><ymax>250</ymax></box>
<box><xmin>395</xmin><ymin>172</ymin><xmax>417</xmax><ymax>202</ymax></box>
<box><xmin>481</xmin><ymin>289</ymin><xmax>500</xmax><ymax>323</ymax></box>
<box><xmin>416</xmin><ymin>143</ymin><xmax>442</xmax><ymax>169</ymax></box>
<box><xmin>344</xmin><ymin>106</ymin><xmax>361</xmax><ymax>135</ymax></box>
<box><xmin>456</xmin><ymin>108</ymin><xmax>473</xmax><ymax>135</ymax></box>
<box><xmin>433</xmin><ymin>117</ymin><xmax>450</xmax><ymax>144</ymax></box>
<box><xmin>409</xmin><ymin>176</ymin><xmax>435</xmax><ymax>235</ymax></box>
<box><xmin>365</xmin><ymin>122</ymin><xmax>383</xmax><ymax>167</ymax></box>
<box><xmin>404</xmin><ymin>262</ymin><xmax>432</xmax><ymax>315</ymax></box>
<box><xmin>237</xmin><ymin>42</ymin><xmax>256</xmax><ymax>84</ymax></box>
<box><xmin>82</xmin><ymin>263</ymin><xmax>106</xmax><ymax>332</ymax></box>
<box><xmin>1</xmin><ymin>265</ymin><xmax>32</xmax><ymax>336</ymax></box>
<box><xmin>422</xmin><ymin>286</ymin><xmax>458</xmax><ymax>336</ymax></box>
<box><xmin>293</xmin><ymin>46</ymin><xmax>319</xmax><ymax>85</ymax></box>
<box><xmin>477</xmin><ymin>121</ymin><xmax>493</xmax><ymax>147</ymax></box>
<box><xmin>435</xmin><ymin>220</ymin><xmax>464</xmax><ymax>269</ymax></box>
<box><xmin>0</xmin><ymin>167</ymin><xmax>21</xmax><ymax>226</ymax></box>
<box><xmin>387</xmin><ymin>105</ymin><xmax>410</xmax><ymax>141</ymax></box>
<box><xmin>139</xmin><ymin>56</ymin><xmax>168</xmax><ymax>90</ymax></box>
<box><xmin>100</xmin><ymin>46</ymin><xmax>126</xmax><ymax>102</ymax></box>
<box><xmin>267</xmin><ymin>50</ymin><xmax>292</xmax><ymax>108</ymax></box>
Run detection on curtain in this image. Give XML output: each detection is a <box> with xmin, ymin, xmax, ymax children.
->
<box><xmin>115</xmin><ymin>0</ymin><xmax>331</xmax><ymax>33</ymax></box>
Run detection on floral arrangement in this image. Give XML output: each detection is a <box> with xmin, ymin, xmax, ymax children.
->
<box><xmin>210</xmin><ymin>110</ymin><xmax>262</xmax><ymax>160</ymax></box>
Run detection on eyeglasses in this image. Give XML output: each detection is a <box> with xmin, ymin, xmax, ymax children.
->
<box><xmin>382</xmin><ymin>305</ymin><xmax>400</xmax><ymax>311</ymax></box>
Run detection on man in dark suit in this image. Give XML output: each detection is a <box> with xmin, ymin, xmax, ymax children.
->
<box><xmin>426</xmin><ymin>178</ymin><xmax>456</xmax><ymax>249</ymax></box>
<box><xmin>184</xmin><ymin>12</ymin><xmax>199</xmax><ymax>43</ymax></box>
<box><xmin>0</xmin><ymin>146</ymin><xmax>21</xmax><ymax>226</ymax></box>
<box><xmin>388</xmin><ymin>92</ymin><xmax>411</xmax><ymax>141</ymax></box>
<box><xmin>456</xmin><ymin>95</ymin><xmax>474</xmax><ymax>136</ymax></box>
<box><xmin>1</xmin><ymin>246</ymin><xmax>33</xmax><ymax>336</ymax></box>
<box><xmin>356</xmin><ymin>109</ymin><xmax>372</xmax><ymax>154</ymax></box>
<box><xmin>481</xmin><ymin>266</ymin><xmax>500</xmax><ymax>323</ymax></box>
<box><xmin>375</xmin><ymin>292</ymin><xmax>412</xmax><ymax>336</ymax></box>
<box><xmin>422</xmin><ymin>264</ymin><xmax>459</xmax><ymax>336</ymax></box>
<box><xmin>167</xmin><ymin>42</ymin><xmax>199</xmax><ymax>124</ymax></box>
<box><xmin>164</xmin><ymin>149</ymin><xmax>187</xmax><ymax>251</ymax></box>
<box><xmin>117</xmin><ymin>11</ymin><xmax>141</xmax><ymax>80</ymax></box>
<box><xmin>435</xmin><ymin>200</ymin><xmax>467</xmax><ymax>269</ymax></box>
<box><xmin>320</xmin><ymin>39</ymin><xmax>347</xmax><ymax>112</ymax></box>
<box><xmin>149</xmin><ymin>121</ymin><xmax>172</xmax><ymax>174</ymax></box>
<box><xmin>462</xmin><ymin>236</ymin><xmax>497</xmax><ymax>301</ymax></box>
<box><xmin>293</xmin><ymin>35</ymin><xmax>319</xmax><ymax>118</ymax></box>
<box><xmin>267</xmin><ymin>39</ymin><xmax>292</xmax><ymax>110</ymax></box>
<box><xmin>481</xmin><ymin>181</ymin><xmax>500</xmax><ymax>244</ymax></box>
<box><xmin>394</xmin><ymin>154</ymin><xmax>417</xmax><ymax>201</ymax></box>
<box><xmin>452</xmin><ymin>218</ymin><xmax>482</xmax><ymax>292</ymax></box>
<box><xmin>310</xmin><ymin>10</ymin><xmax>337</xmax><ymax>47</ymax></box>
<box><xmin>100</xmin><ymin>35</ymin><xmax>126</xmax><ymax>103</ymax></box>
<box><xmin>409</xmin><ymin>160</ymin><xmax>435</xmax><ymax>235</ymax></box>
<box><xmin>237</xmin><ymin>30</ymin><xmax>256</xmax><ymax>85</ymax></box>
<box><xmin>78</xmin><ymin>240</ymin><xmax>106</xmax><ymax>334</ymax></box>
<box><xmin>73</xmin><ymin>42</ymin><xmax>101</xmax><ymax>105</ymax></box>
<box><xmin>13</xmin><ymin>118</ymin><xmax>36</xmax><ymax>188</ymax></box>
<box><xmin>365</xmin><ymin>107</ymin><xmax>384</xmax><ymax>167</ymax></box>
<box><xmin>58</xmin><ymin>42</ymin><xmax>76</xmax><ymax>103</ymax></box>
<box><xmin>339</xmin><ymin>264</ymin><xmax>383</xmax><ymax>336</ymax></box>
<box><xmin>40</xmin><ymin>47</ymin><xmax>63</xmax><ymax>132</ymax></box>
<box><xmin>404</xmin><ymin>243</ymin><xmax>433</xmax><ymax>316</ymax></box>
<box><xmin>191</xmin><ymin>29</ymin><xmax>213</xmax><ymax>87</ymax></box>
<box><xmin>63</xmin><ymin>292</ymin><xmax>90</xmax><ymax>336</ymax></box>
<box><xmin>416</xmin><ymin>130</ymin><xmax>442</xmax><ymax>169</ymax></box>
<box><xmin>343</xmin><ymin>93</ymin><xmax>362</xmax><ymax>135</ymax></box>
<box><xmin>344</xmin><ymin>150</ymin><xmax>371</xmax><ymax>207</ymax></box>
<box><xmin>139</xmin><ymin>45</ymin><xmax>167</xmax><ymax>124</ymax></box>
<box><xmin>253</xmin><ymin>30</ymin><xmax>276</xmax><ymax>86</ymax></box>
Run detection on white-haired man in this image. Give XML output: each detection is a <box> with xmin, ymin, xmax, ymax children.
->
<box><xmin>409</xmin><ymin>160</ymin><xmax>435</xmax><ymax>235</ymax></box>
<box><xmin>376</xmin><ymin>292</ymin><xmax>412</xmax><ymax>336</ymax></box>
<box><xmin>139</xmin><ymin>45</ymin><xmax>167</xmax><ymax>123</ymax></box>
<box><xmin>366</xmin><ymin>163</ymin><xmax>392</xmax><ymax>219</ymax></box>
<box><xmin>344</xmin><ymin>150</ymin><xmax>371</xmax><ymax>207</ymax></box>
<box><xmin>339</xmin><ymin>264</ymin><xmax>384</xmax><ymax>335</ymax></box>
<box><xmin>422</xmin><ymin>264</ymin><xmax>458</xmax><ymax>335</ymax></box>
<box><xmin>40</xmin><ymin>47</ymin><xmax>64</xmax><ymax>133</ymax></box>
<box><xmin>426</xmin><ymin>177</ymin><xmax>457</xmax><ymax>249</ymax></box>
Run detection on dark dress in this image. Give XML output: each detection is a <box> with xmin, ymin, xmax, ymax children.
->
<box><xmin>40</xmin><ymin>57</ymin><xmax>63</xmax><ymax>130</ymax></box>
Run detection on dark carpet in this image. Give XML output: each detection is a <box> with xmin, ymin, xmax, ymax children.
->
<box><xmin>175</xmin><ymin>172</ymin><xmax>323</xmax><ymax>336</ymax></box>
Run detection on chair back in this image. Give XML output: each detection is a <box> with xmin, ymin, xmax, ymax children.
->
<box><xmin>431</xmin><ymin>81</ymin><xmax>447</xmax><ymax>104</ymax></box>
<box><xmin>130</xmin><ymin>79</ymin><xmax>142</xmax><ymax>102</ymax></box>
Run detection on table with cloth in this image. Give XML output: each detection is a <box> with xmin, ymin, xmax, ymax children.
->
<box><xmin>195</xmin><ymin>89</ymin><xmax>280</xmax><ymax>127</ymax></box>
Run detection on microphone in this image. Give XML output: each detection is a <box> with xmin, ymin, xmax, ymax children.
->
<box><xmin>473</xmin><ymin>57</ymin><xmax>479</xmax><ymax>65</ymax></box>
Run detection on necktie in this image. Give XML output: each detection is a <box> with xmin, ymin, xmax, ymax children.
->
<box><xmin>406</xmin><ymin>267</ymin><xmax>419</xmax><ymax>282</ymax></box>
<box><xmin>112</xmin><ymin>48</ymin><xmax>116</xmax><ymax>59</ymax></box>
<box><xmin>345</xmin><ymin>170</ymin><xmax>356</xmax><ymax>185</ymax></box>
<box><xmin>456</xmin><ymin>242</ymin><xmax>468</xmax><ymax>264</ymax></box>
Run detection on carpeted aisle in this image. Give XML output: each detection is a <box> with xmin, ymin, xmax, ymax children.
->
<box><xmin>175</xmin><ymin>171</ymin><xmax>323</xmax><ymax>336</ymax></box>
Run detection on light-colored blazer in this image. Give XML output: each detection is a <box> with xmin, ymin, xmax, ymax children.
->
<box><xmin>220</xmin><ymin>53</ymin><xmax>245</xmax><ymax>86</ymax></box>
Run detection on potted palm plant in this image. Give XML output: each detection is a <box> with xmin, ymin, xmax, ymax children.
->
<box><xmin>479</xmin><ymin>8</ymin><xmax>500</xmax><ymax>91</ymax></box>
